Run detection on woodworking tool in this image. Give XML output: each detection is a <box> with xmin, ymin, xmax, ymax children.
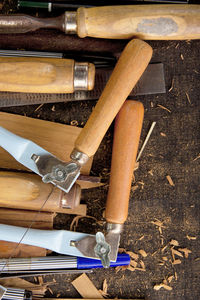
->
<box><xmin>0</xmin><ymin>171</ymin><xmax>102</xmax><ymax>212</ymax></box>
<box><xmin>0</xmin><ymin>39</ymin><xmax>152</xmax><ymax>195</ymax></box>
<box><xmin>0</xmin><ymin>253</ymin><xmax>130</xmax><ymax>273</ymax></box>
<box><xmin>0</xmin><ymin>57</ymin><xmax>95</xmax><ymax>93</ymax></box>
<box><xmin>0</xmin><ymin>285</ymin><xmax>32</xmax><ymax>300</ymax></box>
<box><xmin>0</xmin><ymin>63</ymin><xmax>165</xmax><ymax>107</ymax></box>
<box><xmin>0</xmin><ymin>223</ymin><xmax>114</xmax><ymax>265</ymax></box>
<box><xmin>105</xmin><ymin>100</ymin><xmax>144</xmax><ymax>259</ymax></box>
<box><xmin>0</xmin><ymin>5</ymin><xmax>199</xmax><ymax>39</ymax></box>
<box><xmin>18</xmin><ymin>1</ymin><xmax>93</xmax><ymax>11</ymax></box>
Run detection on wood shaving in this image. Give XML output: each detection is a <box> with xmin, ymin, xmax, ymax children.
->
<box><xmin>167</xmin><ymin>275</ymin><xmax>174</xmax><ymax>283</ymax></box>
<box><xmin>172</xmin><ymin>259</ymin><xmax>182</xmax><ymax>265</ymax></box>
<box><xmin>178</xmin><ymin>248</ymin><xmax>192</xmax><ymax>258</ymax></box>
<box><xmin>170</xmin><ymin>239</ymin><xmax>179</xmax><ymax>246</ymax></box>
<box><xmin>180</xmin><ymin>54</ymin><xmax>184</xmax><ymax>60</ymax></box>
<box><xmin>157</xmin><ymin>104</ymin><xmax>171</xmax><ymax>113</ymax></box>
<box><xmin>70</xmin><ymin>215</ymin><xmax>97</xmax><ymax>231</ymax></box>
<box><xmin>126</xmin><ymin>251</ymin><xmax>139</xmax><ymax>261</ymax></box>
<box><xmin>99</xmin><ymin>290</ymin><xmax>109</xmax><ymax>298</ymax></box>
<box><xmin>130</xmin><ymin>260</ymin><xmax>137</xmax><ymax>268</ymax></box>
<box><xmin>160</xmin><ymin>132</ymin><xmax>166</xmax><ymax>137</ymax></box>
<box><xmin>187</xmin><ymin>235</ymin><xmax>197</xmax><ymax>240</ymax></box>
<box><xmin>185</xmin><ymin>92</ymin><xmax>191</xmax><ymax>104</ymax></box>
<box><xmin>134</xmin><ymin>161</ymin><xmax>139</xmax><ymax>171</ymax></box>
<box><xmin>151</xmin><ymin>219</ymin><xmax>166</xmax><ymax>228</ymax></box>
<box><xmin>34</xmin><ymin>103</ymin><xmax>43</xmax><ymax>112</ymax></box>
<box><xmin>154</xmin><ymin>283</ymin><xmax>172</xmax><ymax>291</ymax></box>
<box><xmin>138</xmin><ymin>249</ymin><xmax>147</xmax><ymax>257</ymax></box>
<box><xmin>139</xmin><ymin>260</ymin><xmax>145</xmax><ymax>270</ymax></box>
<box><xmin>127</xmin><ymin>265</ymin><xmax>135</xmax><ymax>271</ymax></box>
<box><xmin>103</xmin><ymin>279</ymin><xmax>108</xmax><ymax>294</ymax></box>
<box><xmin>131</xmin><ymin>185</ymin><xmax>139</xmax><ymax>192</ymax></box>
<box><xmin>118</xmin><ymin>248</ymin><xmax>126</xmax><ymax>253</ymax></box>
<box><xmin>134</xmin><ymin>267</ymin><xmax>146</xmax><ymax>272</ymax></box>
<box><xmin>70</xmin><ymin>120</ymin><xmax>78</xmax><ymax>126</ymax></box>
<box><xmin>148</xmin><ymin>170</ymin><xmax>153</xmax><ymax>176</ymax></box>
<box><xmin>162</xmin><ymin>256</ymin><xmax>168</xmax><ymax>261</ymax></box>
<box><xmin>159</xmin><ymin>227</ymin><xmax>162</xmax><ymax>235</ymax></box>
<box><xmin>115</xmin><ymin>265</ymin><xmax>128</xmax><ymax>273</ymax></box>
<box><xmin>171</xmin><ymin>248</ymin><xmax>183</xmax><ymax>258</ymax></box>
<box><xmin>168</xmin><ymin>78</ymin><xmax>174</xmax><ymax>92</ymax></box>
<box><xmin>161</xmin><ymin>245</ymin><xmax>168</xmax><ymax>252</ymax></box>
<box><xmin>51</xmin><ymin>105</ymin><xmax>55</xmax><ymax>112</ymax></box>
<box><xmin>48</xmin><ymin>287</ymin><xmax>53</xmax><ymax>295</ymax></box>
<box><xmin>166</xmin><ymin>175</ymin><xmax>175</xmax><ymax>186</ymax></box>
<box><xmin>193</xmin><ymin>155</ymin><xmax>200</xmax><ymax>162</ymax></box>
<box><xmin>139</xmin><ymin>235</ymin><xmax>144</xmax><ymax>241</ymax></box>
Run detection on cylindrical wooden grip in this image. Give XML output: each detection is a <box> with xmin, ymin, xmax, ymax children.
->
<box><xmin>77</xmin><ymin>5</ymin><xmax>200</xmax><ymax>40</ymax></box>
<box><xmin>0</xmin><ymin>171</ymin><xmax>81</xmax><ymax>211</ymax></box>
<box><xmin>0</xmin><ymin>57</ymin><xmax>95</xmax><ymax>93</ymax></box>
<box><xmin>105</xmin><ymin>101</ymin><xmax>144</xmax><ymax>224</ymax></box>
<box><xmin>75</xmin><ymin>39</ymin><xmax>152</xmax><ymax>157</ymax></box>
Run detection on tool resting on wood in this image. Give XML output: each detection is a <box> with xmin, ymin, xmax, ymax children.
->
<box><xmin>0</xmin><ymin>57</ymin><xmax>95</xmax><ymax>93</ymax></box>
<box><xmin>0</xmin><ymin>5</ymin><xmax>199</xmax><ymax>40</ymax></box>
<box><xmin>0</xmin><ymin>39</ymin><xmax>152</xmax><ymax>194</ymax></box>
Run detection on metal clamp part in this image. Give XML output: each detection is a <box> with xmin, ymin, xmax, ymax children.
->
<box><xmin>70</xmin><ymin>149</ymin><xmax>89</xmax><ymax>166</ymax></box>
<box><xmin>74</xmin><ymin>62</ymin><xmax>89</xmax><ymax>91</ymax></box>
<box><xmin>64</xmin><ymin>11</ymin><xmax>77</xmax><ymax>34</ymax></box>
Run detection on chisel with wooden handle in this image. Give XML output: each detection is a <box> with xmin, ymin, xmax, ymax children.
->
<box><xmin>0</xmin><ymin>39</ymin><xmax>152</xmax><ymax>194</ymax></box>
<box><xmin>0</xmin><ymin>57</ymin><xmax>95</xmax><ymax>93</ymax></box>
<box><xmin>105</xmin><ymin>100</ymin><xmax>144</xmax><ymax>257</ymax></box>
<box><xmin>0</xmin><ymin>5</ymin><xmax>199</xmax><ymax>40</ymax></box>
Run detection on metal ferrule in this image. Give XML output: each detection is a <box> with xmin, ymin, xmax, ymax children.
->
<box><xmin>64</xmin><ymin>11</ymin><xmax>77</xmax><ymax>34</ymax></box>
<box><xmin>106</xmin><ymin>223</ymin><xmax>123</xmax><ymax>234</ymax></box>
<box><xmin>74</xmin><ymin>62</ymin><xmax>88</xmax><ymax>91</ymax></box>
<box><xmin>70</xmin><ymin>149</ymin><xmax>89</xmax><ymax>166</ymax></box>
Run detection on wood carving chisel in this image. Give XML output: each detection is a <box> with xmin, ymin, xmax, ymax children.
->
<box><xmin>104</xmin><ymin>100</ymin><xmax>144</xmax><ymax>262</ymax></box>
<box><xmin>0</xmin><ymin>57</ymin><xmax>95</xmax><ymax>93</ymax></box>
<box><xmin>0</xmin><ymin>171</ymin><xmax>102</xmax><ymax>212</ymax></box>
<box><xmin>0</xmin><ymin>39</ymin><xmax>152</xmax><ymax>194</ymax></box>
<box><xmin>0</xmin><ymin>5</ymin><xmax>199</xmax><ymax>39</ymax></box>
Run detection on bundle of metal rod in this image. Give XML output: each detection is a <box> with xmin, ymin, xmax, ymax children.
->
<box><xmin>0</xmin><ymin>254</ymin><xmax>130</xmax><ymax>273</ymax></box>
<box><xmin>2</xmin><ymin>287</ymin><xmax>32</xmax><ymax>300</ymax></box>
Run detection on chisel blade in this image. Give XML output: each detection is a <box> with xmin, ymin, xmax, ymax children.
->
<box><xmin>0</xmin><ymin>63</ymin><xmax>165</xmax><ymax>107</ymax></box>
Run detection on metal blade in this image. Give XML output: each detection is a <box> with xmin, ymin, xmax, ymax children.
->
<box><xmin>0</xmin><ymin>285</ymin><xmax>7</xmax><ymax>300</ymax></box>
<box><xmin>0</xmin><ymin>126</ymin><xmax>79</xmax><ymax>193</ymax></box>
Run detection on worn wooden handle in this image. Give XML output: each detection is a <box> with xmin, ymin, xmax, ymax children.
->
<box><xmin>0</xmin><ymin>171</ymin><xmax>81</xmax><ymax>212</ymax></box>
<box><xmin>75</xmin><ymin>39</ymin><xmax>152</xmax><ymax>157</ymax></box>
<box><xmin>0</xmin><ymin>57</ymin><xmax>95</xmax><ymax>93</ymax></box>
<box><xmin>105</xmin><ymin>101</ymin><xmax>144</xmax><ymax>224</ymax></box>
<box><xmin>77</xmin><ymin>5</ymin><xmax>200</xmax><ymax>40</ymax></box>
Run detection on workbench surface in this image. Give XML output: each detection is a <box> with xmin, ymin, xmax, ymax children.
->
<box><xmin>0</xmin><ymin>3</ymin><xmax>199</xmax><ymax>300</ymax></box>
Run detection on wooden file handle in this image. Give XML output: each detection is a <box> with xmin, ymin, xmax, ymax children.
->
<box><xmin>77</xmin><ymin>5</ymin><xmax>200</xmax><ymax>40</ymax></box>
<box><xmin>105</xmin><ymin>101</ymin><xmax>144</xmax><ymax>224</ymax></box>
<box><xmin>75</xmin><ymin>39</ymin><xmax>152</xmax><ymax>157</ymax></box>
<box><xmin>0</xmin><ymin>57</ymin><xmax>95</xmax><ymax>93</ymax></box>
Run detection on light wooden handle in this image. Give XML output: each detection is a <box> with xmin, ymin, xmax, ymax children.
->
<box><xmin>105</xmin><ymin>101</ymin><xmax>144</xmax><ymax>224</ymax></box>
<box><xmin>75</xmin><ymin>39</ymin><xmax>152</xmax><ymax>157</ymax></box>
<box><xmin>0</xmin><ymin>57</ymin><xmax>95</xmax><ymax>93</ymax></box>
<box><xmin>0</xmin><ymin>171</ymin><xmax>81</xmax><ymax>211</ymax></box>
<box><xmin>77</xmin><ymin>5</ymin><xmax>200</xmax><ymax>40</ymax></box>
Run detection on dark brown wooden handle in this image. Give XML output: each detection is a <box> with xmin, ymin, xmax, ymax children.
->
<box><xmin>105</xmin><ymin>100</ymin><xmax>144</xmax><ymax>224</ymax></box>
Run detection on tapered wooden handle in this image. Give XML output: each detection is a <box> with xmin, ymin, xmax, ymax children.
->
<box><xmin>77</xmin><ymin>5</ymin><xmax>200</xmax><ymax>40</ymax></box>
<box><xmin>75</xmin><ymin>39</ymin><xmax>152</xmax><ymax>157</ymax></box>
<box><xmin>105</xmin><ymin>101</ymin><xmax>144</xmax><ymax>224</ymax></box>
<box><xmin>0</xmin><ymin>57</ymin><xmax>95</xmax><ymax>93</ymax></box>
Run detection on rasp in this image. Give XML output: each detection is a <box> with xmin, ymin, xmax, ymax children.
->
<box><xmin>0</xmin><ymin>5</ymin><xmax>199</xmax><ymax>39</ymax></box>
<box><xmin>0</xmin><ymin>63</ymin><xmax>165</xmax><ymax>107</ymax></box>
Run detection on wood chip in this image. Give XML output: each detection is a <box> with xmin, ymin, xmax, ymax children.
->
<box><xmin>138</xmin><ymin>235</ymin><xmax>144</xmax><ymax>241</ymax></box>
<box><xmin>103</xmin><ymin>279</ymin><xmax>108</xmax><ymax>294</ymax></box>
<box><xmin>134</xmin><ymin>267</ymin><xmax>146</xmax><ymax>272</ymax></box>
<box><xmin>185</xmin><ymin>92</ymin><xmax>191</xmax><ymax>104</ymax></box>
<box><xmin>126</xmin><ymin>251</ymin><xmax>139</xmax><ymax>261</ymax></box>
<box><xmin>171</xmin><ymin>248</ymin><xmax>183</xmax><ymax>258</ymax></box>
<box><xmin>180</xmin><ymin>54</ymin><xmax>184</xmax><ymax>60</ymax></box>
<box><xmin>170</xmin><ymin>239</ymin><xmax>179</xmax><ymax>246</ymax></box>
<box><xmin>151</xmin><ymin>220</ymin><xmax>165</xmax><ymax>228</ymax></box>
<box><xmin>130</xmin><ymin>260</ymin><xmax>137</xmax><ymax>268</ymax></box>
<box><xmin>162</xmin><ymin>256</ymin><xmax>168</xmax><ymax>261</ymax></box>
<box><xmin>115</xmin><ymin>265</ymin><xmax>128</xmax><ymax>273</ymax></box>
<box><xmin>72</xmin><ymin>274</ymin><xmax>104</xmax><ymax>299</ymax></box>
<box><xmin>138</xmin><ymin>249</ymin><xmax>147</xmax><ymax>257</ymax></box>
<box><xmin>166</xmin><ymin>175</ymin><xmax>175</xmax><ymax>186</ymax></box>
<box><xmin>127</xmin><ymin>265</ymin><xmax>136</xmax><ymax>271</ymax></box>
<box><xmin>167</xmin><ymin>275</ymin><xmax>174</xmax><ymax>283</ymax></box>
<box><xmin>168</xmin><ymin>78</ymin><xmax>174</xmax><ymax>92</ymax></box>
<box><xmin>187</xmin><ymin>235</ymin><xmax>197</xmax><ymax>240</ymax></box>
<box><xmin>157</xmin><ymin>104</ymin><xmax>171</xmax><ymax>113</ymax></box>
<box><xmin>178</xmin><ymin>248</ymin><xmax>192</xmax><ymax>258</ymax></box>
<box><xmin>154</xmin><ymin>283</ymin><xmax>172</xmax><ymax>291</ymax></box>
<box><xmin>172</xmin><ymin>259</ymin><xmax>182</xmax><ymax>265</ymax></box>
<box><xmin>160</xmin><ymin>132</ymin><xmax>166</xmax><ymax>137</ymax></box>
<box><xmin>139</xmin><ymin>260</ymin><xmax>145</xmax><ymax>270</ymax></box>
<box><xmin>161</xmin><ymin>245</ymin><xmax>168</xmax><ymax>252</ymax></box>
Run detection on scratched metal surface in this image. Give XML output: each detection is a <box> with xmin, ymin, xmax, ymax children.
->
<box><xmin>0</xmin><ymin>2</ymin><xmax>199</xmax><ymax>300</ymax></box>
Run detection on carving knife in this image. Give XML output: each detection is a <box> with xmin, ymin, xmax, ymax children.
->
<box><xmin>0</xmin><ymin>5</ymin><xmax>199</xmax><ymax>39</ymax></box>
<box><xmin>0</xmin><ymin>39</ymin><xmax>152</xmax><ymax>194</ymax></box>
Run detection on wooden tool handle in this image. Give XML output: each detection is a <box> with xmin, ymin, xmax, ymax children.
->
<box><xmin>77</xmin><ymin>5</ymin><xmax>200</xmax><ymax>40</ymax></box>
<box><xmin>75</xmin><ymin>39</ymin><xmax>152</xmax><ymax>157</ymax></box>
<box><xmin>0</xmin><ymin>57</ymin><xmax>95</xmax><ymax>93</ymax></box>
<box><xmin>105</xmin><ymin>101</ymin><xmax>144</xmax><ymax>224</ymax></box>
<box><xmin>0</xmin><ymin>171</ymin><xmax>81</xmax><ymax>212</ymax></box>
